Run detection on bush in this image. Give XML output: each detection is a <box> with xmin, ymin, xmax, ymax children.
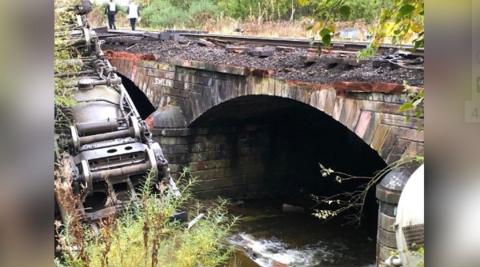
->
<box><xmin>55</xmin><ymin>166</ymin><xmax>236</xmax><ymax>267</ymax></box>
<box><xmin>187</xmin><ymin>0</ymin><xmax>219</xmax><ymax>26</ymax></box>
<box><xmin>141</xmin><ymin>0</ymin><xmax>189</xmax><ymax>28</ymax></box>
<box><xmin>344</xmin><ymin>0</ymin><xmax>391</xmax><ymax>22</ymax></box>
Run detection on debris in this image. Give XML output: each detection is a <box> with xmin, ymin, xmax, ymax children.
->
<box><xmin>226</xmin><ymin>45</ymin><xmax>249</xmax><ymax>54</ymax></box>
<box><xmin>103</xmin><ymin>37</ymin><xmax>424</xmax><ymax>86</ymax></box>
<box><xmin>317</xmin><ymin>55</ymin><xmax>363</xmax><ymax>70</ymax></box>
<box><xmin>372</xmin><ymin>58</ymin><xmax>390</xmax><ymax>68</ymax></box>
<box><xmin>248</xmin><ymin>46</ymin><xmax>276</xmax><ymax>57</ymax></box>
<box><xmin>169</xmin><ymin>211</ymin><xmax>188</xmax><ymax>222</ymax></box>
<box><xmin>300</xmin><ymin>52</ymin><xmax>319</xmax><ymax>66</ymax></box>
<box><xmin>318</xmin><ymin>55</ymin><xmax>345</xmax><ymax>69</ymax></box>
<box><xmin>125</xmin><ymin>43</ymin><xmax>138</xmax><ymax>51</ymax></box>
<box><xmin>197</xmin><ymin>38</ymin><xmax>215</xmax><ymax>47</ymax></box>
<box><xmin>282</xmin><ymin>203</ymin><xmax>304</xmax><ymax>213</ymax></box>
<box><xmin>159</xmin><ymin>32</ymin><xmax>180</xmax><ymax>42</ymax></box>
<box><xmin>206</xmin><ymin>37</ymin><xmax>231</xmax><ymax>45</ymax></box>
<box><xmin>276</xmin><ymin>46</ymin><xmax>296</xmax><ymax>52</ymax></box>
<box><xmin>177</xmin><ymin>37</ymin><xmax>190</xmax><ymax>44</ymax></box>
<box><xmin>187</xmin><ymin>213</ymin><xmax>205</xmax><ymax>230</ymax></box>
<box><xmin>104</xmin><ymin>36</ymin><xmax>142</xmax><ymax>46</ymax></box>
<box><xmin>142</xmin><ymin>32</ymin><xmax>160</xmax><ymax>39</ymax></box>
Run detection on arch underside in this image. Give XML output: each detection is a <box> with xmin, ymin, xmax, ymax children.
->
<box><xmin>189</xmin><ymin>95</ymin><xmax>387</xmax><ymax>196</ymax></box>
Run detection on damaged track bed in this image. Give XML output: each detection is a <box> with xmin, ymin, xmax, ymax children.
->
<box><xmin>100</xmin><ymin>31</ymin><xmax>424</xmax><ymax>87</ymax></box>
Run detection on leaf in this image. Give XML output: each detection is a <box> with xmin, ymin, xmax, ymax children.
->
<box><xmin>398</xmin><ymin>4</ymin><xmax>415</xmax><ymax>18</ymax></box>
<box><xmin>339</xmin><ymin>5</ymin><xmax>351</xmax><ymax>18</ymax></box>
<box><xmin>414</xmin><ymin>38</ymin><xmax>424</xmax><ymax>49</ymax></box>
<box><xmin>320</xmin><ymin>27</ymin><xmax>331</xmax><ymax>38</ymax></box>
<box><xmin>321</xmin><ymin>33</ymin><xmax>331</xmax><ymax>46</ymax></box>
<box><xmin>410</xmin><ymin>22</ymin><xmax>423</xmax><ymax>33</ymax></box>
<box><xmin>398</xmin><ymin>102</ymin><xmax>414</xmax><ymax>112</ymax></box>
<box><xmin>297</xmin><ymin>0</ymin><xmax>311</xmax><ymax>6</ymax></box>
<box><xmin>412</xmin><ymin>97</ymin><xmax>424</xmax><ymax>107</ymax></box>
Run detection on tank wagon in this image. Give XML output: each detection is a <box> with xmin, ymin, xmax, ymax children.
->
<box><xmin>55</xmin><ymin>3</ymin><xmax>177</xmax><ymax>226</ymax></box>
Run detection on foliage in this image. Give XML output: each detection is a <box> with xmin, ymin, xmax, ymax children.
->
<box><xmin>343</xmin><ymin>0</ymin><xmax>387</xmax><ymax>22</ymax></box>
<box><xmin>415</xmin><ymin>246</ymin><xmax>424</xmax><ymax>267</ymax></box>
<box><xmin>217</xmin><ymin>0</ymin><xmax>297</xmax><ymax>21</ymax></box>
<box><xmin>300</xmin><ymin>0</ymin><xmax>423</xmax><ymax>51</ymax></box>
<box><xmin>136</xmin><ymin>0</ymin><xmax>392</xmax><ymax>30</ymax></box>
<box><xmin>313</xmin><ymin>156</ymin><xmax>423</xmax><ymax>226</ymax></box>
<box><xmin>54</xmin><ymin>0</ymin><xmax>79</xmax><ymax>131</ymax></box>
<box><xmin>55</xmin><ymin>165</ymin><xmax>237</xmax><ymax>267</ymax></box>
<box><xmin>298</xmin><ymin>0</ymin><xmax>384</xmax><ymax>46</ymax></box>
<box><xmin>188</xmin><ymin>0</ymin><xmax>220</xmax><ymax>26</ymax></box>
<box><xmin>141</xmin><ymin>0</ymin><xmax>189</xmax><ymax>28</ymax></box>
<box><xmin>369</xmin><ymin>0</ymin><xmax>424</xmax><ymax>50</ymax></box>
<box><xmin>399</xmin><ymin>84</ymin><xmax>424</xmax><ymax>118</ymax></box>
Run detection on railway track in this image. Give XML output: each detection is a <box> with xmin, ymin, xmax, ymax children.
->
<box><xmin>96</xmin><ymin>28</ymin><xmax>423</xmax><ymax>56</ymax></box>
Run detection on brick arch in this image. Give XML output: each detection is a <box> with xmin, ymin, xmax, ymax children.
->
<box><xmin>182</xmin><ymin>79</ymin><xmax>376</xmax><ymax>154</ymax></box>
<box><xmin>108</xmin><ymin>54</ymin><xmax>424</xmax><ymax>164</ymax></box>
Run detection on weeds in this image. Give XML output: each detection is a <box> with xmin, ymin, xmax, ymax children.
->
<box><xmin>54</xmin><ymin>2</ymin><xmax>236</xmax><ymax>266</ymax></box>
<box><xmin>54</xmin><ymin>0</ymin><xmax>78</xmax><ymax>132</ymax></box>
<box><xmin>55</xmin><ymin>164</ymin><xmax>236</xmax><ymax>267</ymax></box>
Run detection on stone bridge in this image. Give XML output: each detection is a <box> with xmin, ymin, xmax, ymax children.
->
<box><xmin>107</xmin><ymin>51</ymin><xmax>424</xmax><ymax>198</ymax></box>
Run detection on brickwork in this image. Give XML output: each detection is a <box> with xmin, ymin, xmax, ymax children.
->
<box><xmin>109</xmin><ymin>54</ymin><xmax>424</xmax><ymax>198</ymax></box>
<box><xmin>151</xmin><ymin>125</ymin><xmax>284</xmax><ymax>198</ymax></box>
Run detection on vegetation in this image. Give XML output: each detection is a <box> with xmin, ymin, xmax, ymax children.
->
<box><xmin>54</xmin><ymin>1</ymin><xmax>236</xmax><ymax>266</ymax></box>
<box><xmin>416</xmin><ymin>246</ymin><xmax>425</xmax><ymax>267</ymax></box>
<box><xmin>88</xmin><ymin>0</ymin><xmax>424</xmax><ymax>52</ymax></box>
<box><xmin>54</xmin><ymin>1</ymin><xmax>79</xmax><ymax>131</ymax></box>
<box><xmin>89</xmin><ymin>0</ymin><xmax>389</xmax><ymax>33</ymax></box>
<box><xmin>55</xmin><ymin>157</ymin><xmax>236</xmax><ymax>267</ymax></box>
<box><xmin>302</xmin><ymin>0</ymin><xmax>423</xmax><ymax>50</ymax></box>
<box><xmin>399</xmin><ymin>84</ymin><xmax>424</xmax><ymax>118</ymax></box>
<box><xmin>313</xmin><ymin>156</ymin><xmax>424</xmax><ymax>226</ymax></box>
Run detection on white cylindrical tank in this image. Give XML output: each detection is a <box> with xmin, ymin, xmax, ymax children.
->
<box><xmin>395</xmin><ymin>164</ymin><xmax>424</xmax><ymax>266</ymax></box>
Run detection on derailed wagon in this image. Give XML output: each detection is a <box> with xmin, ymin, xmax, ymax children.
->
<box><xmin>54</xmin><ymin>2</ymin><xmax>178</xmax><ymax>228</ymax></box>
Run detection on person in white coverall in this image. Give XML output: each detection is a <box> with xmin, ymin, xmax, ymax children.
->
<box><xmin>104</xmin><ymin>0</ymin><xmax>118</xmax><ymax>30</ymax></box>
<box><xmin>127</xmin><ymin>2</ymin><xmax>140</xmax><ymax>31</ymax></box>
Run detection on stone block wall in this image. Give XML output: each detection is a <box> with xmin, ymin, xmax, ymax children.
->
<box><xmin>108</xmin><ymin>54</ymin><xmax>424</xmax><ymax>198</ymax></box>
<box><xmin>150</xmin><ymin>125</ymin><xmax>286</xmax><ymax>199</ymax></box>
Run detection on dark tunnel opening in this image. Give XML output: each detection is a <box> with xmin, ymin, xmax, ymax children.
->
<box><xmin>189</xmin><ymin>95</ymin><xmax>387</xmax><ymax>233</ymax></box>
<box><xmin>117</xmin><ymin>72</ymin><xmax>156</xmax><ymax>119</ymax></box>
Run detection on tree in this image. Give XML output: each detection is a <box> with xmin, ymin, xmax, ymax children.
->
<box><xmin>301</xmin><ymin>0</ymin><xmax>423</xmax><ymax>51</ymax></box>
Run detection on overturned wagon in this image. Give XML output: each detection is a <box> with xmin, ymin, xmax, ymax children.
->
<box><xmin>55</xmin><ymin>6</ymin><xmax>177</xmax><ymax>227</ymax></box>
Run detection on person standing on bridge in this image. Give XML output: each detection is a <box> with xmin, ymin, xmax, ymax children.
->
<box><xmin>105</xmin><ymin>0</ymin><xmax>118</xmax><ymax>30</ymax></box>
<box><xmin>127</xmin><ymin>1</ymin><xmax>140</xmax><ymax>31</ymax></box>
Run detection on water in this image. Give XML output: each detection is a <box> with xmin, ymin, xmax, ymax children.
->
<box><xmin>227</xmin><ymin>200</ymin><xmax>376</xmax><ymax>267</ymax></box>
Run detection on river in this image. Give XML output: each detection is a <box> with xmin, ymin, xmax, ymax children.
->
<box><xmin>227</xmin><ymin>199</ymin><xmax>376</xmax><ymax>267</ymax></box>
